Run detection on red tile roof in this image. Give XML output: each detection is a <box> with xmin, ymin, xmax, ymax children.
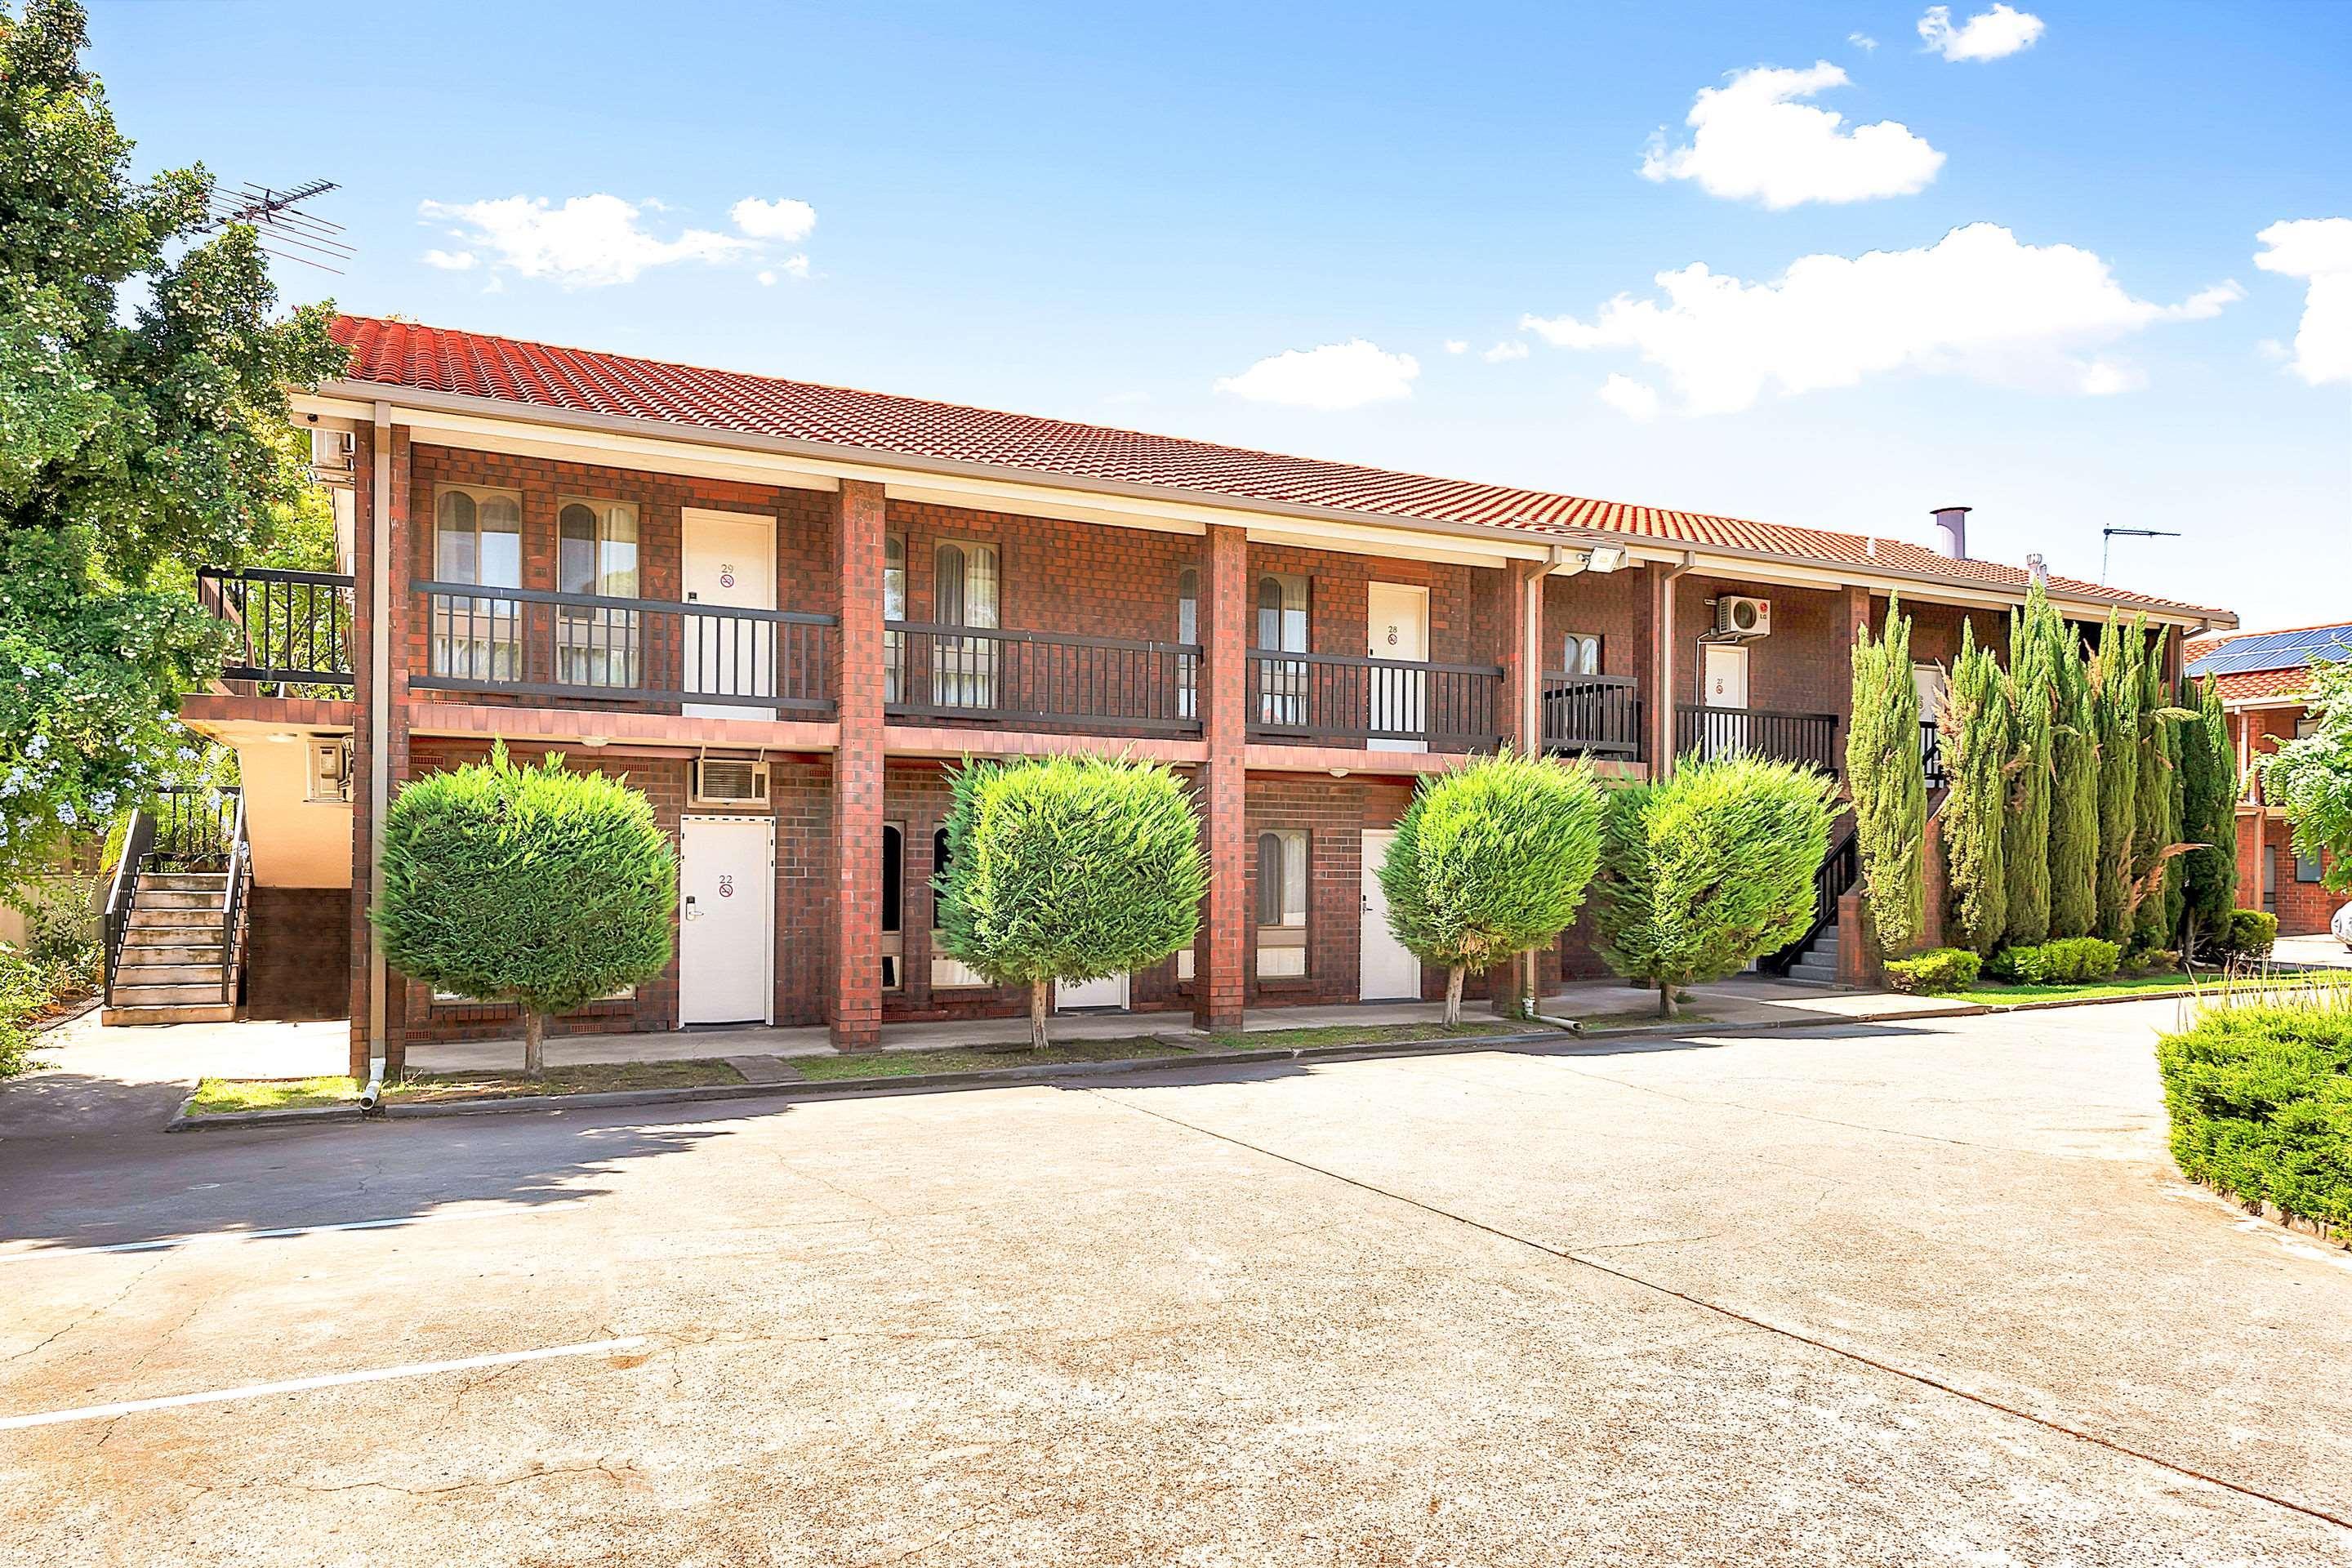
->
<box><xmin>2211</xmin><ymin>666</ymin><xmax>2319</xmax><ymax>704</ymax></box>
<box><xmin>327</xmin><ymin>315</ymin><xmax>2229</xmax><ymax>621</ymax></box>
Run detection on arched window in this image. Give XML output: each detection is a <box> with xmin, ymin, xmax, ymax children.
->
<box><xmin>882</xmin><ymin>824</ymin><xmax>903</xmax><ymax>934</ymax></box>
<box><xmin>1255</xmin><ymin>829</ymin><xmax>1308</xmax><ymax>978</ymax></box>
<box><xmin>931</xmin><ymin>826</ymin><xmax>951</xmax><ymax>929</ymax></box>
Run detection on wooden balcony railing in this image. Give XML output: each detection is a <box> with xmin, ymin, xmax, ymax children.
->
<box><xmin>413</xmin><ymin>583</ymin><xmax>837</xmax><ymax>714</ymax></box>
<box><xmin>884</xmin><ymin>622</ymin><xmax>1201</xmax><ymax>735</ymax></box>
<box><xmin>196</xmin><ymin>567</ymin><xmax>355</xmax><ymax>696</ymax></box>
<box><xmin>1542</xmin><ymin>674</ymin><xmax>1643</xmax><ymax>760</ymax></box>
<box><xmin>1674</xmin><ymin>704</ymin><xmax>1841</xmax><ymax>776</ymax></box>
<box><xmin>1248</xmin><ymin>649</ymin><xmax>1503</xmax><ymax>751</ymax></box>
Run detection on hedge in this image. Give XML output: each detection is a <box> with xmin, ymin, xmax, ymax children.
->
<box><xmin>2219</xmin><ymin>909</ymin><xmax>2280</xmax><ymax>964</ymax></box>
<box><xmin>1883</xmin><ymin>948</ymin><xmax>1981</xmax><ymax>995</ymax></box>
<box><xmin>2158</xmin><ymin>990</ymin><xmax>2352</xmax><ymax>1233</ymax></box>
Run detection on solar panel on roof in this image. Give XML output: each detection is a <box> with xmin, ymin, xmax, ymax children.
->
<box><xmin>2188</xmin><ymin>626</ymin><xmax>2352</xmax><ymax>677</ymax></box>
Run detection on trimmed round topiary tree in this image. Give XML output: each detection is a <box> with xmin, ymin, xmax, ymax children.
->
<box><xmin>1592</xmin><ymin>754</ymin><xmax>1838</xmax><ymax>1018</ymax></box>
<box><xmin>373</xmin><ymin>742</ymin><xmax>677</xmax><ymax>1077</ymax></box>
<box><xmin>1378</xmin><ymin>752</ymin><xmax>1606</xmax><ymax>1026</ymax></box>
<box><xmin>934</xmin><ymin>753</ymin><xmax>1207</xmax><ymax>1050</ymax></box>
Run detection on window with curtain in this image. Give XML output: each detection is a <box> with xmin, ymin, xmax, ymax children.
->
<box><xmin>929</xmin><ymin>824</ymin><xmax>987</xmax><ymax>987</ymax></box>
<box><xmin>431</xmin><ymin>486</ymin><xmax>522</xmax><ymax>680</ymax></box>
<box><xmin>1254</xmin><ymin>572</ymin><xmax>1308</xmax><ymax>726</ymax></box>
<box><xmin>883</xmin><ymin>534</ymin><xmax>907</xmax><ymax>705</ymax></box>
<box><xmin>1561</xmin><ymin>632</ymin><xmax>1601</xmax><ymax>677</ymax></box>
<box><xmin>556</xmin><ymin>499</ymin><xmax>640</xmax><ymax>688</ymax></box>
<box><xmin>1177</xmin><ymin>566</ymin><xmax>1200</xmax><ymax>720</ymax></box>
<box><xmin>1255</xmin><ymin>829</ymin><xmax>1308</xmax><ymax>978</ymax></box>
<box><xmin>881</xmin><ymin>823</ymin><xmax>904</xmax><ymax>990</ymax></box>
<box><xmin>932</xmin><ymin>541</ymin><xmax>1000</xmax><ymax>710</ymax></box>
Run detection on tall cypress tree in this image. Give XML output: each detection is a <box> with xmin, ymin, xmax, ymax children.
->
<box><xmin>2133</xmin><ymin>625</ymin><xmax>2182</xmax><ymax>950</ymax></box>
<box><xmin>2047</xmin><ymin>616</ymin><xmax>2100</xmax><ymax>938</ymax></box>
<box><xmin>2176</xmin><ymin>674</ymin><xmax>2239</xmax><ymax>960</ymax></box>
<box><xmin>2001</xmin><ymin>586</ymin><xmax>2058</xmax><ymax>946</ymax></box>
<box><xmin>2091</xmin><ymin>615</ymin><xmax>2142</xmax><ymax>943</ymax></box>
<box><xmin>1846</xmin><ymin>599</ymin><xmax>1927</xmax><ymax>956</ymax></box>
<box><xmin>1941</xmin><ymin>622</ymin><xmax>2009</xmax><ymax>956</ymax></box>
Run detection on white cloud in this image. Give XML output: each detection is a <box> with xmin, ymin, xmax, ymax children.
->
<box><xmin>1641</xmin><ymin>62</ymin><xmax>1944</xmax><ymax>208</ymax></box>
<box><xmin>2254</xmin><ymin>218</ymin><xmax>2352</xmax><ymax>386</ymax></box>
<box><xmin>421</xmin><ymin>248</ymin><xmax>477</xmax><ymax>271</ymax></box>
<box><xmin>1849</xmin><ymin>32</ymin><xmax>1878</xmax><ymax>51</ymax></box>
<box><xmin>1214</xmin><ymin>339</ymin><xmax>1420</xmax><ymax>411</ymax></box>
<box><xmin>1918</xmin><ymin>4</ymin><xmax>2046</xmax><ymax>61</ymax></box>
<box><xmin>1482</xmin><ymin>340</ymin><xmax>1530</xmax><ymax>363</ymax></box>
<box><xmin>779</xmin><ymin>253</ymin><xmax>812</xmax><ymax>280</ymax></box>
<box><xmin>1521</xmin><ymin>222</ymin><xmax>2240</xmax><ymax>416</ymax></box>
<box><xmin>417</xmin><ymin>194</ymin><xmax>752</xmax><ymax>287</ymax></box>
<box><xmin>1443</xmin><ymin>339</ymin><xmax>1468</xmax><ymax>354</ymax></box>
<box><xmin>1597</xmin><ymin>374</ymin><xmax>1662</xmax><ymax>421</ymax></box>
<box><xmin>731</xmin><ymin>196</ymin><xmax>817</xmax><ymax>243</ymax></box>
<box><xmin>757</xmin><ymin>270</ymin><xmax>777</xmax><ymax>287</ymax></box>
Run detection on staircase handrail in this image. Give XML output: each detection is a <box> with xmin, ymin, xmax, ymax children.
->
<box><xmin>217</xmin><ymin>791</ymin><xmax>252</xmax><ymax>1007</ymax></box>
<box><xmin>1762</xmin><ymin>826</ymin><xmax>1860</xmax><ymax>977</ymax></box>
<box><xmin>102</xmin><ymin>808</ymin><xmax>156</xmax><ymax>1007</ymax></box>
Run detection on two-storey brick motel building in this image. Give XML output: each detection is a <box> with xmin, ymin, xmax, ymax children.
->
<box><xmin>133</xmin><ymin>317</ymin><xmax>2234</xmax><ymax>1076</ymax></box>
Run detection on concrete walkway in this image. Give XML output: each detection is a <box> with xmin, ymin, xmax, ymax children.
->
<box><xmin>2274</xmin><ymin>931</ymin><xmax>2352</xmax><ymax>969</ymax></box>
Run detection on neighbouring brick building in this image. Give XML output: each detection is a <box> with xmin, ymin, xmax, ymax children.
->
<box><xmin>135</xmin><ymin>316</ymin><xmax>2232</xmax><ymax>1071</ymax></box>
<box><xmin>2185</xmin><ymin>623</ymin><xmax>2351</xmax><ymax>938</ymax></box>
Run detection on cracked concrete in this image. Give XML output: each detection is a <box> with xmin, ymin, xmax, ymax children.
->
<box><xmin>1</xmin><ymin>1000</ymin><xmax>2347</xmax><ymax>1564</ymax></box>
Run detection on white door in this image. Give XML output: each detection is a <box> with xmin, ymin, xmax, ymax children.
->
<box><xmin>1360</xmin><ymin>829</ymin><xmax>1422</xmax><ymax>1000</ymax></box>
<box><xmin>681</xmin><ymin>508</ymin><xmax>777</xmax><ymax>719</ymax></box>
<box><xmin>1365</xmin><ymin>582</ymin><xmax>1430</xmax><ymax>753</ymax></box>
<box><xmin>1699</xmin><ymin>642</ymin><xmax>1750</xmax><ymax>758</ymax></box>
<box><xmin>1056</xmin><ymin>971</ymin><xmax>1129</xmax><ymax>1011</ymax></box>
<box><xmin>679</xmin><ymin>816</ymin><xmax>773</xmax><ymax>1025</ymax></box>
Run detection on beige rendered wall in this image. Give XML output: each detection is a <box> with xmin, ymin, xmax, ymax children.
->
<box><xmin>231</xmin><ymin>737</ymin><xmax>354</xmax><ymax>889</ymax></box>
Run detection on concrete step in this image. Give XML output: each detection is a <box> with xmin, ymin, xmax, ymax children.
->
<box><xmin>108</xmin><ymin>981</ymin><xmax>229</xmax><ymax>1007</ymax></box>
<box><xmin>121</xmin><ymin>928</ymin><xmax>223</xmax><ymax>951</ymax></box>
<box><xmin>102</xmin><ymin>1003</ymin><xmax>238</xmax><ymax>1027</ymax></box>
<box><xmin>126</xmin><ymin>906</ymin><xmax>224</xmax><ymax>930</ymax></box>
<box><xmin>136</xmin><ymin>889</ymin><xmax>229</xmax><ymax>911</ymax></box>
<box><xmin>1785</xmin><ymin>961</ymin><xmax>1838</xmax><ymax>985</ymax></box>
<box><xmin>114</xmin><ymin>961</ymin><xmax>226</xmax><ymax>985</ymax></box>
<box><xmin>141</xmin><ymin>873</ymin><xmax>229</xmax><ymax>893</ymax></box>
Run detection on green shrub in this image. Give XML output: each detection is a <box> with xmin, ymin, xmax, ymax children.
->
<box><xmin>2221</xmin><ymin>909</ymin><xmax>2280</xmax><ymax>963</ymax></box>
<box><xmin>1380</xmin><ymin>754</ymin><xmax>1606</xmax><ymax>1025</ymax></box>
<box><xmin>1846</xmin><ymin>601</ymin><xmax>1926</xmax><ymax>957</ymax></box>
<box><xmin>0</xmin><ymin>942</ymin><xmax>77</xmax><ymax>1081</ymax></box>
<box><xmin>2158</xmin><ymin>984</ymin><xmax>2352</xmax><ymax>1232</ymax></box>
<box><xmin>1940</xmin><ymin>622</ymin><xmax>2009</xmax><ymax>956</ymax></box>
<box><xmin>1987</xmin><ymin>936</ymin><xmax>2121</xmax><ymax>986</ymax></box>
<box><xmin>1592</xmin><ymin>754</ymin><xmax>1837</xmax><ymax>1019</ymax></box>
<box><xmin>935</xmin><ymin>754</ymin><xmax>1207</xmax><ymax>1049</ymax></box>
<box><xmin>373</xmin><ymin>743</ymin><xmax>677</xmax><ymax>1077</ymax></box>
<box><xmin>2124</xmin><ymin>946</ymin><xmax>2181</xmax><ymax>978</ymax></box>
<box><xmin>1883</xmin><ymin>947</ymin><xmax>1981</xmax><ymax>995</ymax></box>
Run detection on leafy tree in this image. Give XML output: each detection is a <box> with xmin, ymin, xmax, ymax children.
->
<box><xmin>0</xmin><ymin>0</ymin><xmax>343</xmax><ymax>897</ymax></box>
<box><xmin>2047</xmin><ymin>621</ymin><xmax>2100</xmax><ymax>939</ymax></box>
<box><xmin>2261</xmin><ymin>653</ymin><xmax>2352</xmax><ymax>895</ymax></box>
<box><xmin>1379</xmin><ymin>753</ymin><xmax>1606</xmax><ymax>1025</ymax></box>
<box><xmin>2000</xmin><ymin>586</ymin><xmax>2060</xmax><ymax>946</ymax></box>
<box><xmin>2176</xmin><ymin>674</ymin><xmax>2238</xmax><ymax>960</ymax></box>
<box><xmin>1939</xmin><ymin>622</ymin><xmax>2009</xmax><ymax>956</ymax></box>
<box><xmin>373</xmin><ymin>745</ymin><xmax>675</xmax><ymax>1077</ymax></box>
<box><xmin>2091</xmin><ymin>615</ymin><xmax>2143</xmax><ymax>942</ymax></box>
<box><xmin>935</xmin><ymin>754</ymin><xmax>1206</xmax><ymax>1049</ymax></box>
<box><xmin>1592</xmin><ymin>755</ymin><xmax>1836</xmax><ymax>1019</ymax></box>
<box><xmin>1845</xmin><ymin>599</ymin><xmax>1926</xmax><ymax>956</ymax></box>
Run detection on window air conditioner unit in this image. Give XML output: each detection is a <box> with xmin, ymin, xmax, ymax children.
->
<box><xmin>692</xmin><ymin>758</ymin><xmax>770</xmax><ymax>806</ymax></box>
<box><xmin>307</xmin><ymin>737</ymin><xmax>353</xmax><ymax>802</ymax></box>
<box><xmin>309</xmin><ymin>426</ymin><xmax>356</xmax><ymax>478</ymax></box>
<box><xmin>1713</xmin><ymin>595</ymin><xmax>1772</xmax><ymax>639</ymax></box>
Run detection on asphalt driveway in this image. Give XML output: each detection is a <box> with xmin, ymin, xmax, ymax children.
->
<box><xmin>2</xmin><ymin>1000</ymin><xmax>2347</xmax><ymax>1564</ymax></box>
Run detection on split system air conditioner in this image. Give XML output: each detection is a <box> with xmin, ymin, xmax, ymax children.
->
<box><xmin>692</xmin><ymin>757</ymin><xmax>771</xmax><ymax>806</ymax></box>
<box><xmin>1713</xmin><ymin>595</ymin><xmax>1772</xmax><ymax>639</ymax></box>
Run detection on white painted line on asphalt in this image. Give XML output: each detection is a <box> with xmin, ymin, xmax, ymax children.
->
<box><xmin>0</xmin><ymin>1200</ymin><xmax>589</xmax><ymax>1263</ymax></box>
<box><xmin>0</xmin><ymin>1335</ymin><xmax>648</xmax><ymax>1432</ymax></box>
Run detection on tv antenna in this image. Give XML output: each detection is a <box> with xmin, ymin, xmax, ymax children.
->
<box><xmin>198</xmin><ymin>179</ymin><xmax>354</xmax><ymax>274</ymax></box>
<box><xmin>2100</xmin><ymin>526</ymin><xmax>2180</xmax><ymax>584</ymax></box>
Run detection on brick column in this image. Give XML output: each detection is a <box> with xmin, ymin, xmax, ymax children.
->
<box><xmin>1195</xmin><ymin>524</ymin><xmax>1249</xmax><ymax>1031</ymax></box>
<box><xmin>350</xmin><ymin>412</ymin><xmax>412</xmax><ymax>1079</ymax></box>
<box><xmin>830</xmin><ymin>479</ymin><xmax>886</xmax><ymax>1049</ymax></box>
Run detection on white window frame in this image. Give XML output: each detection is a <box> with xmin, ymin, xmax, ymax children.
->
<box><xmin>1255</xmin><ymin>828</ymin><xmax>1309</xmax><ymax>978</ymax></box>
<box><xmin>555</xmin><ymin>497</ymin><xmax>641</xmax><ymax>689</ymax></box>
<box><xmin>1560</xmin><ymin>632</ymin><xmax>1602</xmax><ymax>677</ymax></box>
<box><xmin>431</xmin><ymin>485</ymin><xmax>523</xmax><ymax>680</ymax></box>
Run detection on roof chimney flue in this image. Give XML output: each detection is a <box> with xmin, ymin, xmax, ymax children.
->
<box><xmin>2026</xmin><ymin>552</ymin><xmax>2048</xmax><ymax>586</ymax></box>
<box><xmin>1931</xmin><ymin>505</ymin><xmax>1971</xmax><ymax>560</ymax></box>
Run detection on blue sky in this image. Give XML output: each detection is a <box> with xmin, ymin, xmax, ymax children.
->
<box><xmin>91</xmin><ymin>0</ymin><xmax>2349</xmax><ymax>626</ymax></box>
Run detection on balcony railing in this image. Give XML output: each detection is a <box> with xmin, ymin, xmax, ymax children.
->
<box><xmin>1248</xmin><ymin>649</ymin><xmax>1503</xmax><ymax>751</ymax></box>
<box><xmin>1674</xmin><ymin>704</ymin><xmax>1841</xmax><ymax>776</ymax></box>
<box><xmin>1542</xmin><ymin>674</ymin><xmax>1643</xmax><ymax>760</ymax></box>
<box><xmin>884</xmin><ymin>622</ymin><xmax>1201</xmax><ymax>735</ymax></box>
<box><xmin>414</xmin><ymin>583</ymin><xmax>837</xmax><ymax>714</ymax></box>
<box><xmin>196</xmin><ymin>568</ymin><xmax>355</xmax><ymax>696</ymax></box>
<box><xmin>1920</xmin><ymin>719</ymin><xmax>1947</xmax><ymax>790</ymax></box>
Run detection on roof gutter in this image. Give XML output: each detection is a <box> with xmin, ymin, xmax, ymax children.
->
<box><xmin>298</xmin><ymin>380</ymin><xmax>2232</xmax><ymax>629</ymax></box>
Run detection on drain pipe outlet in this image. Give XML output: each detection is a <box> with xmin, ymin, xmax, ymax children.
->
<box><xmin>359</xmin><ymin>1053</ymin><xmax>387</xmax><ymax>1115</ymax></box>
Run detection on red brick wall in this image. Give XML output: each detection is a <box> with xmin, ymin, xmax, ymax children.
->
<box><xmin>247</xmin><ymin>887</ymin><xmax>351</xmax><ymax>1020</ymax></box>
<box><xmin>1674</xmin><ymin>576</ymin><xmax>1849</xmax><ymax>717</ymax></box>
<box><xmin>886</xmin><ymin>499</ymin><xmax>1196</xmax><ymax>641</ymax></box>
<box><xmin>2265</xmin><ymin>837</ymin><xmax>2345</xmax><ymax>936</ymax></box>
<box><xmin>1543</xmin><ymin>568</ymin><xmax>1649</xmax><ymax>679</ymax></box>
<box><xmin>1244</xmin><ymin>542</ymin><xmax>1488</xmax><ymax>664</ymax></box>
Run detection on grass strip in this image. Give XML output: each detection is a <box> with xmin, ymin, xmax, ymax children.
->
<box><xmin>189</xmin><ymin>1076</ymin><xmax>360</xmax><ymax>1116</ymax></box>
<box><xmin>791</xmin><ymin>1037</ymin><xmax>1194</xmax><ymax>1081</ymax></box>
<box><xmin>389</xmin><ymin>1058</ymin><xmax>746</xmax><ymax>1102</ymax></box>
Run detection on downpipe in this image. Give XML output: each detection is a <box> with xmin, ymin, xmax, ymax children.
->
<box><xmin>358</xmin><ymin>1053</ymin><xmax>387</xmax><ymax>1115</ymax></box>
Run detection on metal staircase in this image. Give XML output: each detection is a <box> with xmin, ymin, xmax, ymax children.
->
<box><xmin>101</xmin><ymin>788</ymin><xmax>252</xmax><ymax>1027</ymax></box>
